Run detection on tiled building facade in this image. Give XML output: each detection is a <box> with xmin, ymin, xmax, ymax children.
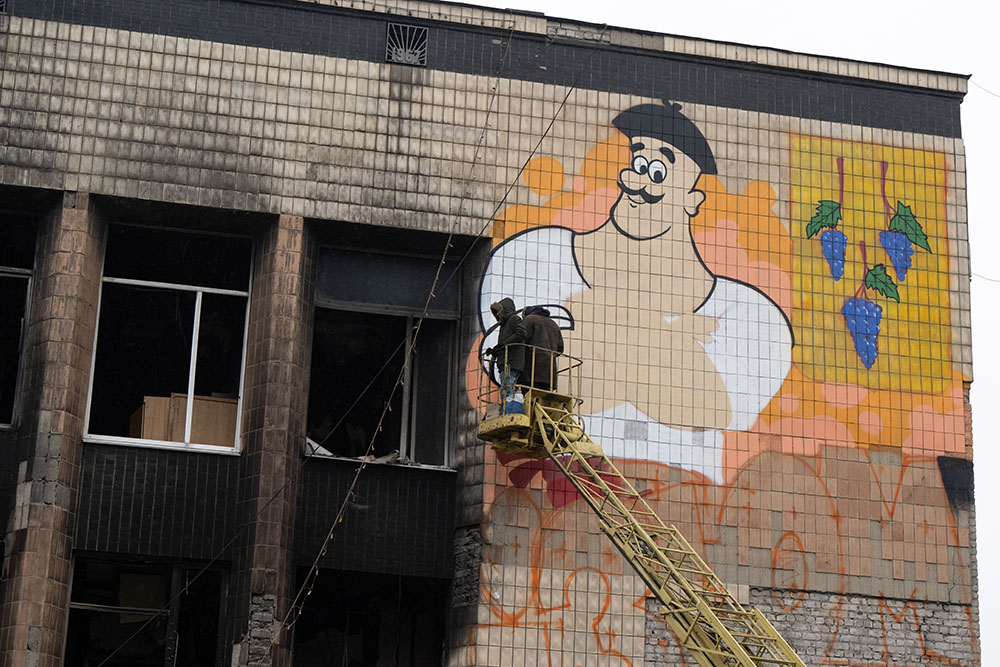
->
<box><xmin>0</xmin><ymin>0</ymin><xmax>979</xmax><ymax>665</ymax></box>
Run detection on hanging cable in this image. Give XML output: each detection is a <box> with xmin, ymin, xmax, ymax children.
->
<box><xmin>970</xmin><ymin>78</ymin><xmax>1000</xmax><ymax>99</ymax></box>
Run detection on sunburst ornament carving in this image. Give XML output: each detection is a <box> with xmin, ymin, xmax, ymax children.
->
<box><xmin>386</xmin><ymin>23</ymin><xmax>428</xmax><ymax>66</ymax></box>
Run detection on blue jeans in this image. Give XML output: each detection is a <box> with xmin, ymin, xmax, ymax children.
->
<box><xmin>501</xmin><ymin>367</ymin><xmax>521</xmax><ymax>405</ymax></box>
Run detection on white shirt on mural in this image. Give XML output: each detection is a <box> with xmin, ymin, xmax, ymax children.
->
<box><xmin>479</xmin><ymin>225</ymin><xmax>793</xmax><ymax>483</ymax></box>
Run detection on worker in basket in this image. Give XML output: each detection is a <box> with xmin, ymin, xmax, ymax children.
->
<box><xmin>487</xmin><ymin>298</ymin><xmax>525</xmax><ymax>414</ymax></box>
<box><xmin>523</xmin><ymin>305</ymin><xmax>564</xmax><ymax>392</ymax></box>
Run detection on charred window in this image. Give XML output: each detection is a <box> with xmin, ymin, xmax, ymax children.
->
<box><xmin>86</xmin><ymin>225</ymin><xmax>251</xmax><ymax>449</ymax></box>
<box><xmin>293</xmin><ymin>569</ymin><xmax>447</xmax><ymax>666</ymax></box>
<box><xmin>307</xmin><ymin>248</ymin><xmax>457</xmax><ymax>467</ymax></box>
<box><xmin>0</xmin><ymin>215</ymin><xmax>36</xmax><ymax>426</ymax></box>
<box><xmin>65</xmin><ymin>557</ymin><xmax>223</xmax><ymax>667</ymax></box>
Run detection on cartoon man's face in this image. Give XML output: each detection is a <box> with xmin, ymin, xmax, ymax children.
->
<box><xmin>610</xmin><ymin>135</ymin><xmax>707</xmax><ymax>240</ymax></box>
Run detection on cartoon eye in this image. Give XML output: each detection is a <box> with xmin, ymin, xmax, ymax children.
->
<box><xmin>648</xmin><ymin>160</ymin><xmax>667</xmax><ymax>184</ymax></box>
<box><xmin>631</xmin><ymin>155</ymin><xmax>649</xmax><ymax>174</ymax></box>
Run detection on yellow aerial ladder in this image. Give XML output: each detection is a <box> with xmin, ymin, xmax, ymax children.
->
<box><xmin>478</xmin><ymin>346</ymin><xmax>806</xmax><ymax>667</ymax></box>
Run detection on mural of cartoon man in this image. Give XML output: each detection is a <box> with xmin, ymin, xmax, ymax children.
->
<box><xmin>480</xmin><ymin>101</ymin><xmax>793</xmax><ymax>480</ymax></box>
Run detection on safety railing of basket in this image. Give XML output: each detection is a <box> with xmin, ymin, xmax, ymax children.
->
<box><xmin>477</xmin><ymin>343</ymin><xmax>584</xmax><ymax>418</ymax></box>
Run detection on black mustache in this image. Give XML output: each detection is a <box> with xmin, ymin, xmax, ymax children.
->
<box><xmin>619</xmin><ymin>181</ymin><xmax>664</xmax><ymax>204</ymax></box>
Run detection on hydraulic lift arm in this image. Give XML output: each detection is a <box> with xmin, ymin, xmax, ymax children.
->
<box><xmin>477</xmin><ymin>376</ymin><xmax>806</xmax><ymax>667</ymax></box>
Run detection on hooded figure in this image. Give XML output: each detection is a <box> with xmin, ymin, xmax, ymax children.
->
<box><xmin>489</xmin><ymin>297</ymin><xmax>526</xmax><ymax>373</ymax></box>
<box><xmin>523</xmin><ymin>306</ymin><xmax>564</xmax><ymax>390</ymax></box>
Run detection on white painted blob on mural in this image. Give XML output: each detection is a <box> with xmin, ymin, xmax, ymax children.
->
<box><xmin>479</xmin><ymin>102</ymin><xmax>793</xmax><ymax>482</ymax></box>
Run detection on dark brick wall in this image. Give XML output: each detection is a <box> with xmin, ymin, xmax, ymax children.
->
<box><xmin>0</xmin><ymin>429</ymin><xmax>15</xmax><ymax>601</ymax></box>
<box><xmin>7</xmin><ymin>0</ymin><xmax>963</xmax><ymax>137</ymax></box>
<box><xmin>75</xmin><ymin>444</ymin><xmax>239</xmax><ymax>559</ymax></box>
<box><xmin>228</xmin><ymin>214</ymin><xmax>315</xmax><ymax>667</ymax></box>
<box><xmin>71</xmin><ymin>450</ymin><xmax>459</xmax><ymax>600</ymax></box>
<box><xmin>0</xmin><ymin>430</ymin><xmax>15</xmax><ymax>515</ymax></box>
<box><xmin>297</xmin><ymin>457</ymin><xmax>456</xmax><ymax>579</ymax></box>
<box><xmin>0</xmin><ymin>193</ymin><xmax>103</xmax><ymax>667</ymax></box>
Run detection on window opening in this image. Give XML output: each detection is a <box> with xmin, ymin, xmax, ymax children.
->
<box><xmin>0</xmin><ymin>275</ymin><xmax>29</xmax><ymax>425</ymax></box>
<box><xmin>307</xmin><ymin>308</ymin><xmax>454</xmax><ymax>467</ymax></box>
<box><xmin>293</xmin><ymin>569</ymin><xmax>447</xmax><ymax>666</ymax></box>
<box><xmin>65</xmin><ymin>557</ymin><xmax>222</xmax><ymax>667</ymax></box>
<box><xmin>309</xmin><ymin>246</ymin><xmax>458</xmax><ymax>466</ymax></box>
<box><xmin>317</xmin><ymin>247</ymin><xmax>459</xmax><ymax>317</ymax></box>
<box><xmin>308</xmin><ymin>309</ymin><xmax>406</xmax><ymax>458</ymax></box>
<box><xmin>0</xmin><ymin>215</ymin><xmax>36</xmax><ymax>425</ymax></box>
<box><xmin>85</xmin><ymin>225</ymin><xmax>251</xmax><ymax>449</ymax></box>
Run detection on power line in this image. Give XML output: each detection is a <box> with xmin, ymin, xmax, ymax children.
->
<box><xmin>970</xmin><ymin>78</ymin><xmax>1000</xmax><ymax>99</ymax></box>
<box><xmin>973</xmin><ymin>271</ymin><xmax>1000</xmax><ymax>284</ymax></box>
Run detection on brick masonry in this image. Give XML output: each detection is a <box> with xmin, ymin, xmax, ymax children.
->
<box><xmin>645</xmin><ymin>590</ymin><xmax>978</xmax><ymax>665</ymax></box>
<box><xmin>0</xmin><ymin>193</ymin><xmax>103</xmax><ymax>667</ymax></box>
<box><xmin>227</xmin><ymin>214</ymin><xmax>315</xmax><ymax>667</ymax></box>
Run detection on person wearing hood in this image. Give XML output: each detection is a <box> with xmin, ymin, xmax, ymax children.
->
<box><xmin>523</xmin><ymin>305</ymin><xmax>564</xmax><ymax>391</ymax></box>
<box><xmin>488</xmin><ymin>297</ymin><xmax>526</xmax><ymax>406</ymax></box>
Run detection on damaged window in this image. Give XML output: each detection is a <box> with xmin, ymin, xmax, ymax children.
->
<box><xmin>307</xmin><ymin>248</ymin><xmax>456</xmax><ymax>467</ymax></box>
<box><xmin>307</xmin><ymin>309</ymin><xmax>454</xmax><ymax>466</ymax></box>
<box><xmin>85</xmin><ymin>225</ymin><xmax>251</xmax><ymax>449</ymax></box>
<box><xmin>0</xmin><ymin>216</ymin><xmax>36</xmax><ymax>426</ymax></box>
<box><xmin>293</xmin><ymin>569</ymin><xmax>447</xmax><ymax>666</ymax></box>
<box><xmin>64</xmin><ymin>557</ymin><xmax>222</xmax><ymax>667</ymax></box>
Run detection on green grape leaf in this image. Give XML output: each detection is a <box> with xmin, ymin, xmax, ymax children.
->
<box><xmin>865</xmin><ymin>264</ymin><xmax>900</xmax><ymax>302</ymax></box>
<box><xmin>805</xmin><ymin>200</ymin><xmax>842</xmax><ymax>238</ymax></box>
<box><xmin>889</xmin><ymin>202</ymin><xmax>932</xmax><ymax>253</ymax></box>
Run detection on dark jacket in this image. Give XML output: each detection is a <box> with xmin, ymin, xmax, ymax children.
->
<box><xmin>491</xmin><ymin>297</ymin><xmax>526</xmax><ymax>372</ymax></box>
<box><xmin>523</xmin><ymin>307</ymin><xmax>564</xmax><ymax>389</ymax></box>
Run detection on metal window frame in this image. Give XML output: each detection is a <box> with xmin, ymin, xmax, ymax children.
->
<box><xmin>83</xmin><ymin>231</ymin><xmax>253</xmax><ymax>455</ymax></box>
<box><xmin>0</xmin><ymin>267</ymin><xmax>32</xmax><ymax>429</ymax></box>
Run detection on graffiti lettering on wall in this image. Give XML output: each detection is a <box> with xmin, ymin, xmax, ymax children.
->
<box><xmin>471</xmin><ymin>451</ymin><xmax>976</xmax><ymax>665</ymax></box>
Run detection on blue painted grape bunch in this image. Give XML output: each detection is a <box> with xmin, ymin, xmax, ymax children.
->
<box><xmin>879</xmin><ymin>231</ymin><xmax>914</xmax><ymax>281</ymax></box>
<box><xmin>841</xmin><ymin>297</ymin><xmax>883</xmax><ymax>369</ymax></box>
<box><xmin>807</xmin><ymin>200</ymin><xmax>845</xmax><ymax>281</ymax></box>
<box><xmin>878</xmin><ymin>202</ymin><xmax>931</xmax><ymax>282</ymax></box>
<box><xmin>821</xmin><ymin>229</ymin><xmax>847</xmax><ymax>280</ymax></box>
<box><xmin>842</xmin><ymin>262</ymin><xmax>898</xmax><ymax>369</ymax></box>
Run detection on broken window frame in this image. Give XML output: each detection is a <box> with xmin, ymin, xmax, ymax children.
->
<box><xmin>65</xmin><ymin>556</ymin><xmax>226</xmax><ymax>667</ymax></box>
<box><xmin>83</xmin><ymin>225</ymin><xmax>252</xmax><ymax>453</ymax></box>
<box><xmin>306</xmin><ymin>244</ymin><xmax>461</xmax><ymax>468</ymax></box>
<box><xmin>292</xmin><ymin>568</ymin><xmax>449</xmax><ymax>666</ymax></box>
<box><xmin>305</xmin><ymin>303</ymin><xmax>457</xmax><ymax>469</ymax></box>
<box><xmin>0</xmin><ymin>266</ymin><xmax>31</xmax><ymax>428</ymax></box>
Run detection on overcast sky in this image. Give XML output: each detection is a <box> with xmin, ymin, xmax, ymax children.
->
<box><xmin>464</xmin><ymin>0</ymin><xmax>999</xmax><ymax>659</ymax></box>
